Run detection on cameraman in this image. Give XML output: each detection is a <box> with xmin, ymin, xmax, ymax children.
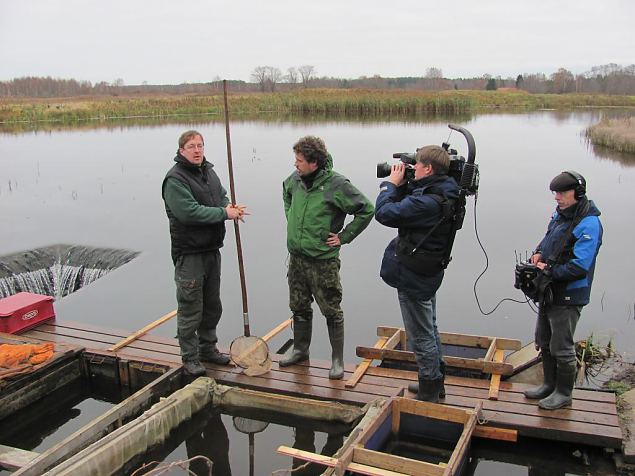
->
<box><xmin>524</xmin><ymin>171</ymin><xmax>602</xmax><ymax>410</ymax></box>
<box><xmin>375</xmin><ymin>145</ymin><xmax>459</xmax><ymax>402</ymax></box>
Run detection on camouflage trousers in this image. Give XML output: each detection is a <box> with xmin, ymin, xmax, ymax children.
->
<box><xmin>288</xmin><ymin>254</ymin><xmax>343</xmax><ymax>324</ymax></box>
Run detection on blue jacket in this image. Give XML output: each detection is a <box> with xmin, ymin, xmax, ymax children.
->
<box><xmin>537</xmin><ymin>197</ymin><xmax>602</xmax><ymax>306</ymax></box>
<box><xmin>375</xmin><ymin>174</ymin><xmax>460</xmax><ymax>300</ymax></box>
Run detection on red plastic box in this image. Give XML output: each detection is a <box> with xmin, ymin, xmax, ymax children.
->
<box><xmin>0</xmin><ymin>292</ymin><xmax>56</xmax><ymax>334</ymax></box>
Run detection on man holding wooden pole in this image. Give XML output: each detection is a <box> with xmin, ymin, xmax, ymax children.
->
<box><xmin>162</xmin><ymin>130</ymin><xmax>247</xmax><ymax>376</ymax></box>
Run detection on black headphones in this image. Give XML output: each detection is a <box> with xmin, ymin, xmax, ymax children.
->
<box><xmin>562</xmin><ymin>170</ymin><xmax>586</xmax><ymax>199</ymax></box>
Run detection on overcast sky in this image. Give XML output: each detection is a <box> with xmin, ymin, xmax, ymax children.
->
<box><xmin>1</xmin><ymin>0</ymin><xmax>633</xmax><ymax>85</ymax></box>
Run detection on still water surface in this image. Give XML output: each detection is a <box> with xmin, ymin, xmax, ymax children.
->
<box><xmin>1</xmin><ymin>111</ymin><xmax>633</xmax><ymax>474</ymax></box>
<box><xmin>1</xmin><ymin>111</ymin><xmax>633</xmax><ymax>358</ymax></box>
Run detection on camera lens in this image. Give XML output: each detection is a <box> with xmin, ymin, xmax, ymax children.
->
<box><xmin>376</xmin><ymin>163</ymin><xmax>391</xmax><ymax>178</ymax></box>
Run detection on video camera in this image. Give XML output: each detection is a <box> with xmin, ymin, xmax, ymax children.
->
<box><xmin>376</xmin><ymin>124</ymin><xmax>480</xmax><ymax>196</ymax></box>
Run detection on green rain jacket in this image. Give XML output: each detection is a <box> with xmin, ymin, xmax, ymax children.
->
<box><xmin>283</xmin><ymin>155</ymin><xmax>374</xmax><ymax>259</ymax></box>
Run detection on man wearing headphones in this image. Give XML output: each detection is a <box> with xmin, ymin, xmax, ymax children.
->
<box><xmin>524</xmin><ymin>171</ymin><xmax>602</xmax><ymax>410</ymax></box>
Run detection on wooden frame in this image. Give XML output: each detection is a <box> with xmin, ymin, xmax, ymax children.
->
<box><xmin>350</xmin><ymin>326</ymin><xmax>521</xmax><ymax>400</ymax></box>
<box><xmin>278</xmin><ymin>397</ymin><xmax>512</xmax><ymax>476</ymax></box>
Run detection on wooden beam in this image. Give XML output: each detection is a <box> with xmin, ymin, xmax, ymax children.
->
<box><xmin>0</xmin><ymin>359</ymin><xmax>82</xmax><ymax>421</ymax></box>
<box><xmin>353</xmin><ymin>447</ymin><xmax>445</xmax><ymax>476</ymax></box>
<box><xmin>444</xmin><ymin>402</ymin><xmax>480</xmax><ymax>475</ymax></box>
<box><xmin>376</xmin><ymin>327</ymin><xmax>521</xmax><ymax>351</ymax></box>
<box><xmin>0</xmin><ymin>445</ymin><xmax>39</xmax><ymax>471</ymax></box>
<box><xmin>276</xmin><ymin>446</ymin><xmax>410</xmax><ymax>476</ymax></box>
<box><xmin>472</xmin><ymin>425</ymin><xmax>517</xmax><ymax>442</ymax></box>
<box><xmin>396</xmin><ymin>397</ymin><xmax>471</xmax><ymax>425</ymax></box>
<box><xmin>488</xmin><ymin>349</ymin><xmax>506</xmax><ymax>400</ymax></box>
<box><xmin>356</xmin><ymin>347</ymin><xmax>514</xmax><ymax>376</ymax></box>
<box><xmin>346</xmin><ymin>336</ymin><xmax>388</xmax><ymax>388</ymax></box>
<box><xmin>482</xmin><ymin>338</ymin><xmax>497</xmax><ymax>364</ymax></box>
<box><xmin>383</xmin><ymin>329</ymin><xmax>402</xmax><ymax>350</ymax></box>
<box><xmin>107</xmin><ymin>310</ymin><xmax>176</xmax><ymax>351</ymax></box>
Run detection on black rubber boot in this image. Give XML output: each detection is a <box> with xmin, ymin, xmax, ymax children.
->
<box><xmin>327</xmin><ymin>320</ymin><xmax>344</xmax><ymax>380</ymax></box>
<box><xmin>279</xmin><ymin>320</ymin><xmax>312</xmax><ymax>367</ymax></box>
<box><xmin>524</xmin><ymin>352</ymin><xmax>557</xmax><ymax>399</ymax></box>
<box><xmin>408</xmin><ymin>361</ymin><xmax>446</xmax><ymax>398</ymax></box>
<box><xmin>415</xmin><ymin>376</ymin><xmax>443</xmax><ymax>403</ymax></box>
<box><xmin>539</xmin><ymin>360</ymin><xmax>577</xmax><ymax>410</ymax></box>
<box><xmin>439</xmin><ymin>360</ymin><xmax>446</xmax><ymax>399</ymax></box>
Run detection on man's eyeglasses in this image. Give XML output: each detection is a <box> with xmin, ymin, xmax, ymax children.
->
<box><xmin>184</xmin><ymin>144</ymin><xmax>205</xmax><ymax>151</ymax></box>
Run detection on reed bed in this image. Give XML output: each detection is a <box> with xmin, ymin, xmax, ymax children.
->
<box><xmin>2</xmin><ymin>89</ymin><xmax>635</xmax><ymax>124</ymax></box>
<box><xmin>585</xmin><ymin>117</ymin><xmax>635</xmax><ymax>154</ymax></box>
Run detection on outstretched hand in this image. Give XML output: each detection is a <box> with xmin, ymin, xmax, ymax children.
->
<box><xmin>226</xmin><ymin>204</ymin><xmax>249</xmax><ymax>222</ymax></box>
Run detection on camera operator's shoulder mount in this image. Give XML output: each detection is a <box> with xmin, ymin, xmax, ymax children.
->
<box><xmin>396</xmin><ymin>124</ymin><xmax>480</xmax><ymax>276</ymax></box>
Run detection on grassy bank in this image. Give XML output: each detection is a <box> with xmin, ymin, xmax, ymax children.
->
<box><xmin>585</xmin><ymin>117</ymin><xmax>635</xmax><ymax>154</ymax></box>
<box><xmin>2</xmin><ymin>89</ymin><xmax>635</xmax><ymax>124</ymax></box>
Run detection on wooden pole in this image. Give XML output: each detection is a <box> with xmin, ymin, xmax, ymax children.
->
<box><xmin>223</xmin><ymin>79</ymin><xmax>251</xmax><ymax>338</ymax></box>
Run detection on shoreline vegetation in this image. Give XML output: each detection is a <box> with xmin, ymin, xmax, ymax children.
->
<box><xmin>2</xmin><ymin>89</ymin><xmax>635</xmax><ymax>124</ymax></box>
<box><xmin>586</xmin><ymin>117</ymin><xmax>635</xmax><ymax>154</ymax></box>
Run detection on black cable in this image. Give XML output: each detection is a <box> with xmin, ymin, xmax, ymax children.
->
<box><xmin>471</xmin><ymin>195</ymin><xmax>538</xmax><ymax>316</ymax></box>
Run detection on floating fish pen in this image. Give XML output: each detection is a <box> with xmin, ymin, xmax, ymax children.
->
<box><xmin>1</xmin><ymin>318</ymin><xmax>628</xmax><ymax>474</ymax></box>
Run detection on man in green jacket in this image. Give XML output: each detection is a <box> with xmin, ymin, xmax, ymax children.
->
<box><xmin>281</xmin><ymin>136</ymin><xmax>374</xmax><ymax>379</ymax></box>
<box><xmin>162</xmin><ymin>130</ymin><xmax>246</xmax><ymax>377</ymax></box>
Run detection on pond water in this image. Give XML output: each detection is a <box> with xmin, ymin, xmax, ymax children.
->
<box><xmin>1</xmin><ymin>111</ymin><xmax>633</xmax><ymax>361</ymax></box>
<box><xmin>1</xmin><ymin>110</ymin><xmax>633</xmax><ymax>475</ymax></box>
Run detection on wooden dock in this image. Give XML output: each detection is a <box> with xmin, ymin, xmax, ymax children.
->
<box><xmin>15</xmin><ymin>320</ymin><xmax>624</xmax><ymax>450</ymax></box>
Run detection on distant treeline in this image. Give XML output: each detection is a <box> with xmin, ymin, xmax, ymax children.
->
<box><xmin>1</xmin><ymin>63</ymin><xmax>635</xmax><ymax>98</ymax></box>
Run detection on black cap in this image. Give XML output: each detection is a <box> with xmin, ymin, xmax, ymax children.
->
<box><xmin>550</xmin><ymin>172</ymin><xmax>581</xmax><ymax>192</ymax></box>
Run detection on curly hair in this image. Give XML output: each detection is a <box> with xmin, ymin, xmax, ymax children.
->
<box><xmin>292</xmin><ymin>136</ymin><xmax>328</xmax><ymax>168</ymax></box>
<box><xmin>415</xmin><ymin>145</ymin><xmax>450</xmax><ymax>175</ymax></box>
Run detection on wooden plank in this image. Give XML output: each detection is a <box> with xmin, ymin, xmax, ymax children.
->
<box><xmin>383</xmin><ymin>329</ymin><xmax>402</xmax><ymax>350</ymax></box>
<box><xmin>107</xmin><ymin>310</ymin><xmax>177</xmax><ymax>351</ymax></box>
<box><xmin>0</xmin><ymin>445</ymin><xmax>39</xmax><ymax>471</ymax></box>
<box><xmin>203</xmin><ymin>367</ymin><xmax>401</xmax><ymax>406</ymax></box>
<box><xmin>36</xmin><ymin>321</ymin><xmax>178</xmax><ymax>347</ymax></box>
<box><xmin>356</xmin><ymin>347</ymin><xmax>514</xmax><ymax>376</ymax></box>
<box><xmin>276</xmin><ymin>446</ymin><xmax>409</xmax><ymax>476</ymax></box>
<box><xmin>376</xmin><ymin>327</ymin><xmax>521</xmax><ymax>350</ymax></box>
<box><xmin>505</xmin><ymin>342</ymin><xmax>541</xmax><ymax>373</ymax></box>
<box><xmin>364</xmin><ymin>366</ymin><xmax>617</xmax><ymax>405</ymax></box>
<box><xmin>13</xmin><ymin>366</ymin><xmax>182</xmax><ymax>476</ymax></box>
<box><xmin>472</xmin><ymin>426</ymin><xmax>517</xmax><ymax>442</ymax></box>
<box><xmin>396</xmin><ymin>397</ymin><xmax>470</xmax><ymax>425</ymax></box>
<box><xmin>353</xmin><ymin>447</ymin><xmax>445</xmax><ymax>476</ymax></box>
<box><xmin>28</xmin><ymin>327</ymin><xmax>179</xmax><ymax>355</ymax></box>
<box><xmin>444</xmin><ymin>402</ymin><xmax>480</xmax><ymax>475</ymax></box>
<box><xmin>482</xmin><ymin>338</ymin><xmax>497</xmax><ymax>364</ymax></box>
<box><xmin>488</xmin><ymin>349</ymin><xmax>506</xmax><ymax>400</ymax></box>
<box><xmin>391</xmin><ymin>398</ymin><xmax>401</xmax><ymax>434</ymax></box>
<box><xmin>346</xmin><ymin>336</ymin><xmax>388</xmax><ymax>388</ymax></box>
<box><xmin>0</xmin><ymin>359</ymin><xmax>82</xmax><ymax>420</ymax></box>
<box><xmin>365</xmin><ymin>367</ymin><xmax>617</xmax><ymax>416</ymax></box>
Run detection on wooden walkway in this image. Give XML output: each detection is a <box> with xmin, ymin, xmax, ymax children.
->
<box><xmin>17</xmin><ymin>320</ymin><xmax>624</xmax><ymax>449</ymax></box>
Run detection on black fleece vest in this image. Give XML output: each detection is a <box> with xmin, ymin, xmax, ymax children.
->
<box><xmin>164</xmin><ymin>161</ymin><xmax>226</xmax><ymax>262</ymax></box>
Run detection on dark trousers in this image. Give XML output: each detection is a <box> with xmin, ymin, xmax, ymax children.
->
<box><xmin>175</xmin><ymin>251</ymin><xmax>222</xmax><ymax>362</ymax></box>
<box><xmin>535</xmin><ymin>304</ymin><xmax>582</xmax><ymax>362</ymax></box>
